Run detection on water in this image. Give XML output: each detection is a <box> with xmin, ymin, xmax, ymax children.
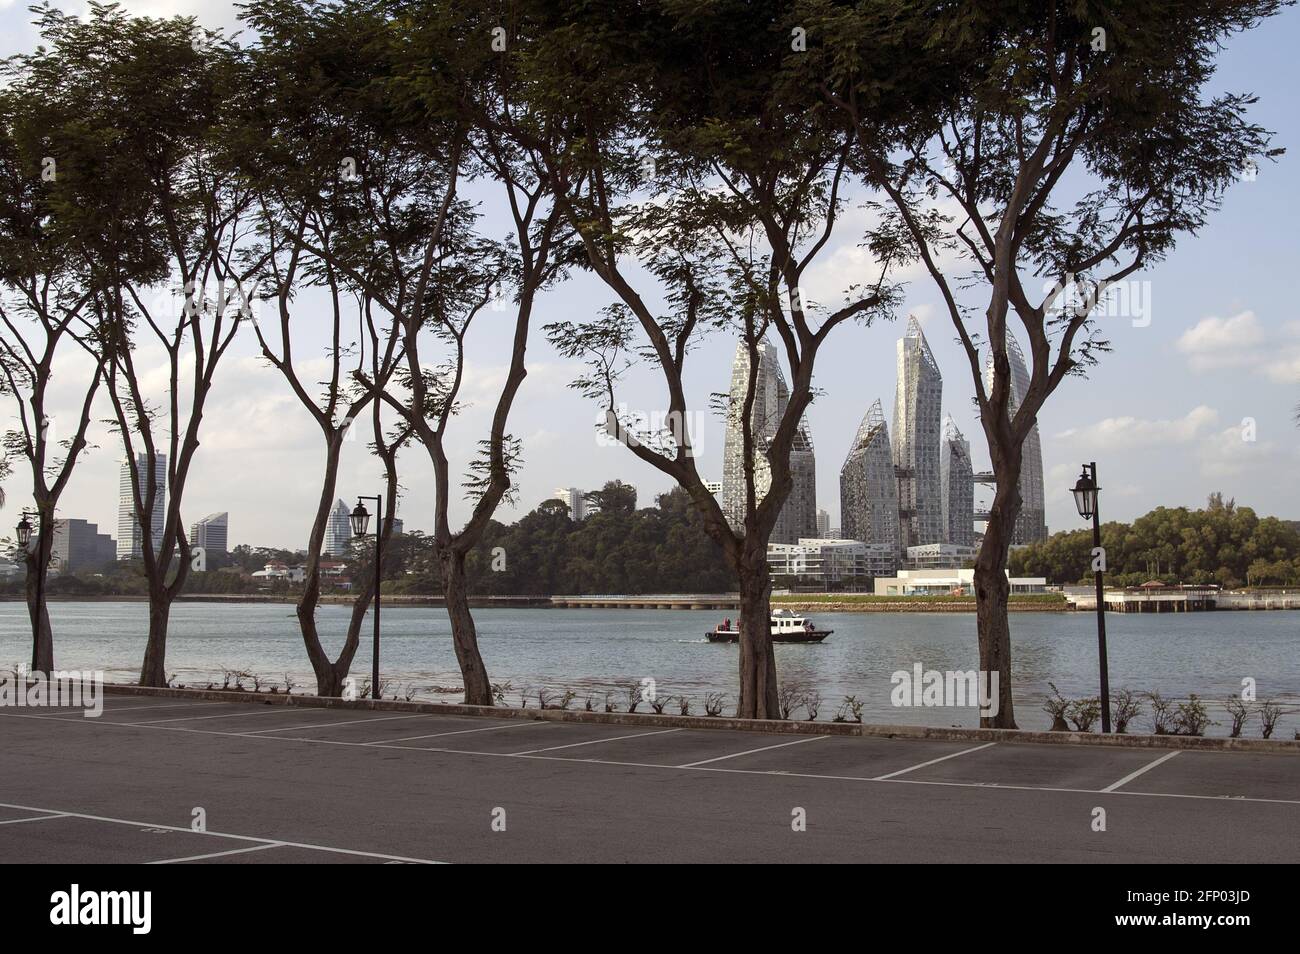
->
<box><xmin>1</xmin><ymin>601</ymin><xmax>1296</xmax><ymax>735</ymax></box>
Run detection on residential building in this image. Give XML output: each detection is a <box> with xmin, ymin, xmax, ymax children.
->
<box><xmin>905</xmin><ymin>542</ymin><xmax>979</xmax><ymax>569</ymax></box>
<box><xmin>767</xmin><ymin>538</ymin><xmax>896</xmax><ymax>588</ymax></box>
<box><xmin>553</xmin><ymin>487</ymin><xmax>586</xmax><ymax>521</ymax></box>
<box><xmin>984</xmin><ymin>333</ymin><xmax>1048</xmax><ymax>544</ymax></box>
<box><xmin>874</xmin><ymin>567</ymin><xmax>1047</xmax><ymax>596</ymax></box>
<box><xmin>840</xmin><ymin>398</ymin><xmax>901</xmax><ymax>566</ymax></box>
<box><xmin>940</xmin><ymin>417</ymin><xmax>975</xmax><ymax>548</ymax></box>
<box><xmin>892</xmin><ymin>316</ymin><xmax>944</xmax><ymax>550</ymax></box>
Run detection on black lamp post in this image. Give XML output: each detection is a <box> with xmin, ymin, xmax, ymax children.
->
<box><xmin>1072</xmin><ymin>463</ymin><xmax>1111</xmax><ymax>733</ymax></box>
<box><xmin>16</xmin><ymin>510</ymin><xmax>43</xmax><ymax>672</ymax></box>
<box><xmin>351</xmin><ymin>497</ymin><xmax>382</xmax><ymax>700</ymax></box>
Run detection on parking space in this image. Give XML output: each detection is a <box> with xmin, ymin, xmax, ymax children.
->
<box><xmin>2</xmin><ymin>696</ymin><xmax>1297</xmax><ymax>862</ymax></box>
<box><xmin>1118</xmin><ymin>750</ymin><xmax>1300</xmax><ymax>801</ymax></box>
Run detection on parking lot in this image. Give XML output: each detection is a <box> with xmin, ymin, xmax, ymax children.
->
<box><xmin>1</xmin><ymin>695</ymin><xmax>1297</xmax><ymax>863</ymax></box>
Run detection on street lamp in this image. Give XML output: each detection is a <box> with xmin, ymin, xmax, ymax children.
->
<box><xmin>1072</xmin><ymin>463</ymin><xmax>1111</xmax><ymax>733</ymax></box>
<box><xmin>353</xmin><ymin>496</ymin><xmax>382</xmax><ymax>700</ymax></box>
<box><xmin>15</xmin><ymin>513</ymin><xmax>33</xmax><ymax>547</ymax></box>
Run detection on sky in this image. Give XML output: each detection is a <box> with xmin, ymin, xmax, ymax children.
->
<box><xmin>3</xmin><ymin>1</ymin><xmax>1299</xmax><ymax>551</ymax></box>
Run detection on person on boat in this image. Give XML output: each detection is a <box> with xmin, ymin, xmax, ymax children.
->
<box><xmin>722</xmin><ymin>617</ymin><xmax>732</xmax><ymax>632</ymax></box>
<box><xmin>804</xmin><ymin>619</ymin><xmax>815</xmax><ymax>632</ymax></box>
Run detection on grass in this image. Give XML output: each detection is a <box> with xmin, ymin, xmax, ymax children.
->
<box><xmin>772</xmin><ymin>592</ymin><xmax>1068</xmax><ymax>604</ymax></box>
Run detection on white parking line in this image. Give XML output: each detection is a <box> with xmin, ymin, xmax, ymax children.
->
<box><xmin>512</xmin><ymin>727</ymin><xmax>684</xmax><ymax>755</ymax></box>
<box><xmin>99</xmin><ymin>702</ymin><xmax>223</xmax><ymax>714</ymax></box>
<box><xmin>148</xmin><ymin>843</ymin><xmax>285</xmax><ymax>864</ymax></box>
<box><xmin>132</xmin><ymin>707</ymin><xmax>329</xmax><ymax>725</ymax></box>
<box><xmin>872</xmin><ymin>742</ymin><xmax>998</xmax><ymax>780</ymax></box>
<box><xmin>0</xmin><ymin>800</ymin><xmax>445</xmax><ymax>864</ymax></box>
<box><xmin>1102</xmin><ymin>750</ymin><xmax>1181</xmax><ymax>793</ymax></box>
<box><xmin>0</xmin><ymin>813</ymin><xmax>69</xmax><ymax>825</ymax></box>
<box><xmin>678</xmin><ymin>734</ymin><xmax>828</xmax><ymax>768</ymax></box>
<box><xmin>375</xmin><ymin>720</ymin><xmax>549</xmax><ymax>745</ymax></box>
<box><xmin>243</xmin><ymin>713</ymin><xmax>435</xmax><ymax>735</ymax></box>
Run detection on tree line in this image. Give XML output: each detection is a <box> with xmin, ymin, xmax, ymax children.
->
<box><xmin>1010</xmin><ymin>494</ymin><xmax>1300</xmax><ymax>588</ymax></box>
<box><xmin>0</xmin><ymin>1</ymin><xmax>1284</xmax><ymax>724</ymax></box>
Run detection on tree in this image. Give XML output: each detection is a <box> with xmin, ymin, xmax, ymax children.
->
<box><xmin>0</xmin><ymin>74</ymin><xmax>108</xmax><ymax>673</ymax></box>
<box><xmin>509</xmin><ymin>0</ymin><xmax>901</xmax><ymax>717</ymax></box>
<box><xmin>35</xmin><ymin>5</ymin><xmax>258</xmax><ymax>686</ymax></box>
<box><xmin>238</xmin><ymin>0</ymin><xmax>409</xmax><ymax>695</ymax></box>
<box><xmin>811</xmin><ymin>0</ymin><xmax>1286</xmax><ymax>726</ymax></box>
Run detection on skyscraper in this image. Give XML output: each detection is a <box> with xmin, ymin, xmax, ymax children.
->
<box><xmin>720</xmin><ymin>340</ymin><xmax>818</xmax><ymax>544</ymax></box>
<box><xmin>190</xmin><ymin>512</ymin><xmax>229</xmax><ymax>555</ymax></box>
<box><xmin>984</xmin><ymin>333</ymin><xmax>1048</xmax><ymax>544</ymax></box>
<box><xmin>892</xmin><ymin>317</ymin><xmax>944</xmax><ymax>549</ymax></box>
<box><xmin>117</xmin><ymin>453</ymin><xmax>166</xmax><ymax>560</ymax></box>
<box><xmin>940</xmin><ymin>416</ymin><xmax>975</xmax><ymax>548</ymax></box>
<box><xmin>323</xmin><ymin>499</ymin><xmax>352</xmax><ymax>557</ymax></box>
<box><xmin>52</xmin><ymin>518</ymin><xmax>116</xmax><ymax>574</ymax></box>
<box><xmin>840</xmin><ymin>399</ymin><xmax>901</xmax><ymax>562</ymax></box>
<box><xmin>816</xmin><ymin>508</ymin><xmax>830</xmax><ymax>538</ymax></box>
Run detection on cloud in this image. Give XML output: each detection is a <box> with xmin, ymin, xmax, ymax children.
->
<box><xmin>1055</xmin><ymin>405</ymin><xmax>1219</xmax><ymax>451</ymax></box>
<box><xmin>1175</xmin><ymin>310</ymin><xmax>1300</xmax><ymax>380</ymax></box>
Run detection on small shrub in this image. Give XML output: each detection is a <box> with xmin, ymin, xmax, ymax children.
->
<box><xmin>1112</xmin><ymin>689</ymin><xmax>1142</xmax><ymax>734</ymax></box>
<box><xmin>491</xmin><ymin>682</ymin><xmax>513</xmax><ymax>706</ymax></box>
<box><xmin>557</xmin><ymin>689</ymin><xmax>577</xmax><ymax>711</ymax></box>
<box><xmin>1067</xmin><ymin>697</ymin><xmax>1101</xmax><ymax>732</ymax></box>
<box><xmin>802</xmin><ymin>690</ymin><xmax>822</xmax><ymax>722</ymax></box>
<box><xmin>584</xmin><ymin>694</ymin><xmax>596</xmax><ymax>712</ymax></box>
<box><xmin>625</xmin><ymin>682</ymin><xmax>642</xmax><ymax>714</ymax></box>
<box><xmin>676</xmin><ymin>695</ymin><xmax>691</xmax><ymax>716</ymax></box>
<box><xmin>704</xmin><ymin>692</ymin><xmax>726</xmax><ymax>717</ymax></box>
<box><xmin>834</xmin><ymin>695</ymin><xmax>864</xmax><ymax>724</ymax></box>
<box><xmin>1259</xmin><ymin>699</ymin><xmax>1282</xmax><ymax>739</ymax></box>
<box><xmin>649</xmin><ymin>693</ymin><xmax>670</xmax><ymax>715</ymax></box>
<box><xmin>778</xmin><ymin>680</ymin><xmax>806</xmax><ymax>721</ymax></box>
<box><xmin>1172</xmin><ymin>694</ymin><xmax>1212</xmax><ymax>737</ymax></box>
<box><xmin>1223</xmin><ymin>697</ymin><xmax>1250</xmax><ymax>738</ymax></box>
<box><xmin>603</xmin><ymin>691</ymin><xmax>616</xmax><ymax>713</ymax></box>
<box><xmin>1043</xmin><ymin>682</ymin><xmax>1070</xmax><ymax>731</ymax></box>
<box><xmin>1146</xmin><ymin>691</ymin><xmax>1174</xmax><ymax>734</ymax></box>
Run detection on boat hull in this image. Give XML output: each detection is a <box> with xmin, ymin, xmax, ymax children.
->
<box><xmin>705</xmin><ymin>630</ymin><xmax>831</xmax><ymax>644</ymax></box>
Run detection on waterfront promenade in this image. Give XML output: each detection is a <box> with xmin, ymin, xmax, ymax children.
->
<box><xmin>1</xmin><ymin>694</ymin><xmax>1295</xmax><ymax>863</ymax></box>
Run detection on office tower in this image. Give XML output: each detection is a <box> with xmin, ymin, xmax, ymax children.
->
<box><xmin>323</xmin><ymin>499</ymin><xmax>352</xmax><ymax>557</ymax></box>
<box><xmin>117</xmin><ymin>453</ymin><xmax>166</xmax><ymax>560</ymax></box>
<box><xmin>839</xmin><ymin>399</ymin><xmax>901</xmax><ymax>564</ymax></box>
<box><xmin>940</xmin><ymin>416</ymin><xmax>976</xmax><ymax>548</ymax></box>
<box><xmin>190</xmin><ymin>512</ymin><xmax>229</xmax><ymax>555</ymax></box>
<box><xmin>893</xmin><ymin>316</ymin><xmax>944</xmax><ymax>549</ymax></box>
<box><xmin>720</xmin><ymin>340</ymin><xmax>818</xmax><ymax>544</ymax></box>
<box><xmin>552</xmin><ymin>487</ymin><xmax>586</xmax><ymax>521</ymax></box>
<box><xmin>51</xmin><ymin>519</ymin><xmax>116</xmax><ymax>574</ymax></box>
<box><xmin>984</xmin><ymin>333</ymin><xmax>1048</xmax><ymax>543</ymax></box>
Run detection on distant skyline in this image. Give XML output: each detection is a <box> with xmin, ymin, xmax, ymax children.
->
<box><xmin>3</xmin><ymin>1</ymin><xmax>1298</xmax><ymax>550</ymax></box>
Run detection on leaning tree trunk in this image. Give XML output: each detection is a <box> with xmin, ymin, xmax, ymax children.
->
<box><xmin>973</xmin><ymin>472</ymin><xmax>1021</xmax><ymax>728</ymax></box>
<box><xmin>735</xmin><ymin>544</ymin><xmax>780</xmax><ymax>720</ymax></box>
<box><xmin>24</xmin><ymin>544</ymin><xmax>53</xmax><ymax>674</ymax></box>
<box><xmin>441</xmin><ymin>548</ymin><xmax>492</xmax><ymax>706</ymax></box>
<box><xmin>139</xmin><ymin>589</ymin><xmax>172</xmax><ymax>688</ymax></box>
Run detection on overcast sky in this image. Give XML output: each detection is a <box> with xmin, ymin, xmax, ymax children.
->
<box><xmin>3</xmin><ymin>2</ymin><xmax>1298</xmax><ymax>550</ymax></box>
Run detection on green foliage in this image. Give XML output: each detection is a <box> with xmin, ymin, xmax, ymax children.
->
<box><xmin>1009</xmin><ymin>497</ymin><xmax>1300</xmax><ymax>587</ymax></box>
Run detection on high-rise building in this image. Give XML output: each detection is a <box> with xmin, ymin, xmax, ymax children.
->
<box><xmin>720</xmin><ymin>340</ymin><xmax>818</xmax><ymax>544</ymax></box>
<box><xmin>190</xmin><ymin>512</ymin><xmax>229</xmax><ymax>555</ymax></box>
<box><xmin>117</xmin><ymin>453</ymin><xmax>166</xmax><ymax>560</ymax></box>
<box><xmin>940</xmin><ymin>416</ymin><xmax>975</xmax><ymax>548</ymax></box>
<box><xmin>552</xmin><ymin>487</ymin><xmax>586</xmax><ymax>521</ymax></box>
<box><xmin>839</xmin><ymin>399</ymin><xmax>901</xmax><ymax>567</ymax></box>
<box><xmin>51</xmin><ymin>519</ymin><xmax>116</xmax><ymax>575</ymax></box>
<box><xmin>984</xmin><ymin>333</ymin><xmax>1047</xmax><ymax>544</ymax></box>
<box><xmin>892</xmin><ymin>317</ymin><xmax>944</xmax><ymax>549</ymax></box>
<box><xmin>323</xmin><ymin>499</ymin><xmax>352</xmax><ymax>557</ymax></box>
<box><xmin>816</xmin><ymin>508</ymin><xmax>830</xmax><ymax>538</ymax></box>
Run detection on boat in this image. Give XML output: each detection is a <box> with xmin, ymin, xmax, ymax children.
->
<box><xmin>706</xmin><ymin>609</ymin><xmax>832</xmax><ymax>643</ymax></box>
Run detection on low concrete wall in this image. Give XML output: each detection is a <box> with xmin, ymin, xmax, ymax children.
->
<box><xmin>99</xmin><ymin>683</ymin><xmax>1300</xmax><ymax>754</ymax></box>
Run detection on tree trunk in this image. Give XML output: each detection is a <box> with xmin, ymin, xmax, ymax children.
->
<box><xmin>24</xmin><ymin>546</ymin><xmax>53</xmax><ymax>675</ymax></box>
<box><xmin>735</xmin><ymin>545</ymin><xmax>779</xmax><ymax>719</ymax></box>
<box><xmin>139</xmin><ymin>591</ymin><xmax>171</xmax><ymax>687</ymax></box>
<box><xmin>973</xmin><ymin>472</ymin><xmax>1021</xmax><ymax>728</ymax></box>
<box><xmin>441</xmin><ymin>548</ymin><xmax>492</xmax><ymax>706</ymax></box>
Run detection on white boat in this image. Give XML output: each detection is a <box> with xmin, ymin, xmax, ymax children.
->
<box><xmin>706</xmin><ymin>609</ymin><xmax>832</xmax><ymax>643</ymax></box>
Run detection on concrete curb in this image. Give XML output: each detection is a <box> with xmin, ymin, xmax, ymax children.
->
<box><xmin>98</xmin><ymin>683</ymin><xmax>1300</xmax><ymax>754</ymax></box>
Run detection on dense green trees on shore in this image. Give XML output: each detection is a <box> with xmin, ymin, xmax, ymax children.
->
<box><xmin>1009</xmin><ymin>495</ymin><xmax>1300</xmax><ymax>588</ymax></box>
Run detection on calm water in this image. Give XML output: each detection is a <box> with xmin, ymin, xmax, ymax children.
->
<box><xmin>1</xmin><ymin>601</ymin><xmax>1296</xmax><ymax>735</ymax></box>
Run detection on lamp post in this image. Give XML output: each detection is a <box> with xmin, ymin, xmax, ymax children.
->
<box><xmin>351</xmin><ymin>496</ymin><xmax>382</xmax><ymax>700</ymax></box>
<box><xmin>16</xmin><ymin>510</ymin><xmax>43</xmax><ymax>672</ymax></box>
<box><xmin>1072</xmin><ymin>463</ymin><xmax>1111</xmax><ymax>733</ymax></box>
